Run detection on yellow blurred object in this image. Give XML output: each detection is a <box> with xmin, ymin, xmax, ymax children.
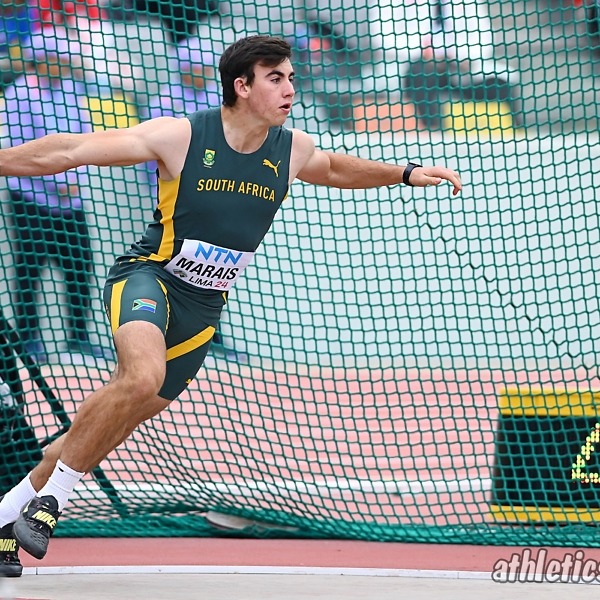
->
<box><xmin>442</xmin><ymin>101</ymin><xmax>516</xmax><ymax>139</ymax></box>
<box><xmin>86</xmin><ymin>94</ymin><xmax>139</xmax><ymax>130</ymax></box>
<box><xmin>9</xmin><ymin>44</ymin><xmax>22</xmax><ymax>59</ymax></box>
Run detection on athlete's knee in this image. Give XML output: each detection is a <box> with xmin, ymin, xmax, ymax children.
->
<box><xmin>112</xmin><ymin>325</ymin><xmax>166</xmax><ymax>399</ymax></box>
<box><xmin>114</xmin><ymin>367</ymin><xmax>165</xmax><ymax>401</ymax></box>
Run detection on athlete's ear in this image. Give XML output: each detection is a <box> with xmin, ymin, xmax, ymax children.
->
<box><xmin>234</xmin><ymin>76</ymin><xmax>250</xmax><ymax>99</ymax></box>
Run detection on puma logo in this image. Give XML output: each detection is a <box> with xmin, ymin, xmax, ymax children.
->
<box><xmin>262</xmin><ymin>159</ymin><xmax>281</xmax><ymax>178</ymax></box>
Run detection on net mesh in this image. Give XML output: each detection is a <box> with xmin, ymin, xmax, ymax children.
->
<box><xmin>1</xmin><ymin>0</ymin><xmax>600</xmax><ymax>545</ymax></box>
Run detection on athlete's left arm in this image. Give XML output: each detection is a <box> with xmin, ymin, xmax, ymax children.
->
<box><xmin>291</xmin><ymin>129</ymin><xmax>462</xmax><ymax>196</ymax></box>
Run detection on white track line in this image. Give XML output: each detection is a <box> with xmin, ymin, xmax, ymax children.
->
<box><xmin>22</xmin><ymin>565</ymin><xmax>491</xmax><ymax>580</ymax></box>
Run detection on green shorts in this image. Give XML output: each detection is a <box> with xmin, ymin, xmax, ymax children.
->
<box><xmin>102</xmin><ymin>259</ymin><xmax>227</xmax><ymax>400</ymax></box>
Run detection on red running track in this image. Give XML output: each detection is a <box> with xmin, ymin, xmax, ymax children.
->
<box><xmin>19</xmin><ymin>537</ymin><xmax>600</xmax><ymax>573</ymax></box>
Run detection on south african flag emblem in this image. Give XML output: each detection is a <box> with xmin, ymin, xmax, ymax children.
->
<box><xmin>132</xmin><ymin>298</ymin><xmax>157</xmax><ymax>313</ymax></box>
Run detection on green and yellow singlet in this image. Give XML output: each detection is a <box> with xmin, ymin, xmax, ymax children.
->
<box><xmin>124</xmin><ymin>108</ymin><xmax>293</xmax><ymax>293</ymax></box>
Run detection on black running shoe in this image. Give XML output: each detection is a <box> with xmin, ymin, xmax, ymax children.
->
<box><xmin>13</xmin><ymin>495</ymin><xmax>61</xmax><ymax>560</ymax></box>
<box><xmin>0</xmin><ymin>523</ymin><xmax>22</xmax><ymax>577</ymax></box>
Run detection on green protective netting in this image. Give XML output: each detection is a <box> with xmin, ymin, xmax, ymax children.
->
<box><xmin>1</xmin><ymin>0</ymin><xmax>600</xmax><ymax>546</ymax></box>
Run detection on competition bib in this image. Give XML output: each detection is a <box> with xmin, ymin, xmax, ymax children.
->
<box><xmin>164</xmin><ymin>239</ymin><xmax>255</xmax><ymax>291</ymax></box>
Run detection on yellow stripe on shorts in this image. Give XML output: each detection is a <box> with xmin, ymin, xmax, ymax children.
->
<box><xmin>110</xmin><ymin>280</ymin><xmax>127</xmax><ymax>334</ymax></box>
<box><xmin>156</xmin><ymin>279</ymin><xmax>170</xmax><ymax>330</ymax></box>
<box><xmin>166</xmin><ymin>326</ymin><xmax>216</xmax><ymax>361</ymax></box>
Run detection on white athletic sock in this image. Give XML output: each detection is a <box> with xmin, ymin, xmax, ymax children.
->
<box><xmin>37</xmin><ymin>460</ymin><xmax>84</xmax><ymax>512</ymax></box>
<box><xmin>0</xmin><ymin>474</ymin><xmax>36</xmax><ymax>527</ymax></box>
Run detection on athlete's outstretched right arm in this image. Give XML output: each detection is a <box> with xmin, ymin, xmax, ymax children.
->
<box><xmin>0</xmin><ymin>116</ymin><xmax>190</xmax><ymax>180</ymax></box>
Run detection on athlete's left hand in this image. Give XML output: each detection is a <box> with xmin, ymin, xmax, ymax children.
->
<box><xmin>410</xmin><ymin>166</ymin><xmax>462</xmax><ymax>196</ymax></box>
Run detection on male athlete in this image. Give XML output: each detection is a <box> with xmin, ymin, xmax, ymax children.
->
<box><xmin>0</xmin><ymin>35</ymin><xmax>461</xmax><ymax>574</ymax></box>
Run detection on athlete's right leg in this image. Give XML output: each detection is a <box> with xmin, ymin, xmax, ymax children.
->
<box><xmin>11</xmin><ymin>321</ymin><xmax>171</xmax><ymax>559</ymax></box>
<box><xmin>11</xmin><ymin>264</ymin><xmax>174</xmax><ymax>559</ymax></box>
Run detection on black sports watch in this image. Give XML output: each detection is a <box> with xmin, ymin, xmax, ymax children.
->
<box><xmin>403</xmin><ymin>162</ymin><xmax>422</xmax><ymax>186</ymax></box>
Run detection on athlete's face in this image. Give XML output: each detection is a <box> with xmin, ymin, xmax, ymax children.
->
<box><xmin>243</xmin><ymin>59</ymin><xmax>295</xmax><ymax>126</ymax></box>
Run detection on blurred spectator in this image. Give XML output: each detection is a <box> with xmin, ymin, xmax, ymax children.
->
<box><xmin>371</xmin><ymin>0</ymin><xmax>523</xmax><ymax>130</ymax></box>
<box><xmin>146</xmin><ymin>36</ymin><xmax>220</xmax><ymax>120</ymax></box>
<box><xmin>1</xmin><ymin>33</ymin><xmax>114</xmax><ymax>363</ymax></box>
<box><xmin>83</xmin><ymin>1</ymin><xmax>174</xmax><ymax>113</ymax></box>
<box><xmin>67</xmin><ymin>12</ymin><xmax>140</xmax><ymax>98</ymax></box>
<box><xmin>0</xmin><ymin>0</ymin><xmax>41</xmax><ymax>89</ymax></box>
<box><xmin>36</xmin><ymin>6</ymin><xmax>142</xmax><ymax>101</ymax></box>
